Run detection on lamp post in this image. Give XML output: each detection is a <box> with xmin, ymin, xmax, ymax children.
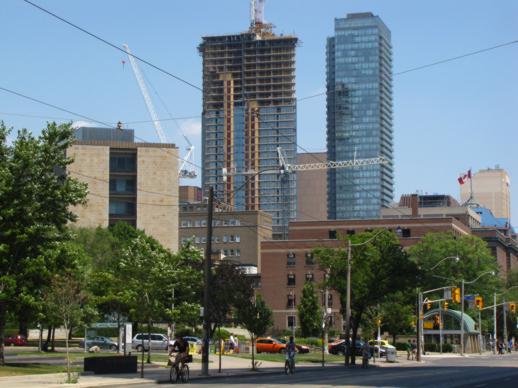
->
<box><xmin>461</xmin><ymin>271</ymin><xmax>495</xmax><ymax>355</ymax></box>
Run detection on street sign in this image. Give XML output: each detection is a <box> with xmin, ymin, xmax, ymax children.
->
<box><xmin>444</xmin><ymin>288</ymin><xmax>452</xmax><ymax>300</ymax></box>
<box><xmin>91</xmin><ymin>322</ymin><xmax>118</xmax><ymax>328</ymax></box>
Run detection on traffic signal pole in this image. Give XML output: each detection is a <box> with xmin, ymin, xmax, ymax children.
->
<box><xmin>201</xmin><ymin>187</ymin><xmax>214</xmax><ymax>376</ymax></box>
<box><xmin>503</xmin><ymin>297</ymin><xmax>508</xmax><ymax>350</ymax></box>
<box><xmin>494</xmin><ymin>293</ymin><xmax>497</xmax><ymax>354</ymax></box>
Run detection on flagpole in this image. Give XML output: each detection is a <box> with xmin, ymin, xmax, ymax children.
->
<box><xmin>469</xmin><ymin>169</ymin><xmax>473</xmax><ymax>204</ymax></box>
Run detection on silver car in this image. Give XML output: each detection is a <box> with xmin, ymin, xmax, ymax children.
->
<box><xmin>132</xmin><ymin>333</ymin><xmax>174</xmax><ymax>352</ymax></box>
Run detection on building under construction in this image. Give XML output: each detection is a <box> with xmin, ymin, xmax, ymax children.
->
<box><xmin>199</xmin><ymin>12</ymin><xmax>298</xmax><ymax>239</ymax></box>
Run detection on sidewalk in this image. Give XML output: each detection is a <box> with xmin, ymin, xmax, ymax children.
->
<box><xmin>0</xmin><ymin>352</ymin><xmax>421</xmax><ymax>387</ymax></box>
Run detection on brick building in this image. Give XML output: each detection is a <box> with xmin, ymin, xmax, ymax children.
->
<box><xmin>261</xmin><ymin>217</ymin><xmax>470</xmax><ymax>331</ymax></box>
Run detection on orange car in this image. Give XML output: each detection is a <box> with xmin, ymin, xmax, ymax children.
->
<box><xmin>256</xmin><ymin>337</ymin><xmax>286</xmax><ymax>353</ymax></box>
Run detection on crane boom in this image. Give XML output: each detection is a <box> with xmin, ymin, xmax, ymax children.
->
<box><xmin>123</xmin><ymin>43</ymin><xmax>167</xmax><ymax>143</ymax></box>
<box><xmin>277</xmin><ymin>146</ymin><xmax>388</xmax><ymax>173</ymax></box>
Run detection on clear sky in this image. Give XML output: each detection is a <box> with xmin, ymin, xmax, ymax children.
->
<box><xmin>2</xmin><ymin>0</ymin><xmax>517</xmax><ymax>224</ymax></box>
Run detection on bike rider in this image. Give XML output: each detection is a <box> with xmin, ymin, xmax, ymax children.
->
<box><xmin>169</xmin><ymin>335</ymin><xmax>189</xmax><ymax>371</ymax></box>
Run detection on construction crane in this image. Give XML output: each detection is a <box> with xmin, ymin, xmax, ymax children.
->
<box><xmin>277</xmin><ymin>147</ymin><xmax>389</xmax><ymax>173</ymax></box>
<box><xmin>123</xmin><ymin>43</ymin><xmax>197</xmax><ymax>179</ymax></box>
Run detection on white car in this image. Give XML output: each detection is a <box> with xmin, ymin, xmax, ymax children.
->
<box><xmin>368</xmin><ymin>340</ymin><xmax>396</xmax><ymax>357</ymax></box>
<box><xmin>132</xmin><ymin>333</ymin><xmax>174</xmax><ymax>352</ymax></box>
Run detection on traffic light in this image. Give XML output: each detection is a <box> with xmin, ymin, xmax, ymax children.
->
<box><xmin>510</xmin><ymin>303</ymin><xmax>516</xmax><ymax>313</ymax></box>
<box><xmin>452</xmin><ymin>287</ymin><xmax>461</xmax><ymax>304</ymax></box>
<box><xmin>475</xmin><ymin>296</ymin><xmax>484</xmax><ymax>310</ymax></box>
<box><xmin>426</xmin><ymin>302</ymin><xmax>432</xmax><ymax>310</ymax></box>
<box><xmin>443</xmin><ymin>301</ymin><xmax>449</xmax><ymax>310</ymax></box>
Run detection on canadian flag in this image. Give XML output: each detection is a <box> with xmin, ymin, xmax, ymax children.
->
<box><xmin>458</xmin><ymin>169</ymin><xmax>472</xmax><ymax>185</ymax></box>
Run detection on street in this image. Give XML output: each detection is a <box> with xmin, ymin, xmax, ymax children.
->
<box><xmin>124</xmin><ymin>353</ymin><xmax>518</xmax><ymax>388</ymax></box>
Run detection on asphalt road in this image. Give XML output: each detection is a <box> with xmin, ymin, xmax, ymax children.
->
<box><xmin>125</xmin><ymin>353</ymin><xmax>518</xmax><ymax>388</ymax></box>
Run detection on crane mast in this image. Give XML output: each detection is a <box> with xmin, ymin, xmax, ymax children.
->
<box><xmin>123</xmin><ymin>43</ymin><xmax>167</xmax><ymax>143</ymax></box>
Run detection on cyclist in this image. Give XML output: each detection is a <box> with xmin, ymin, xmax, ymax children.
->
<box><xmin>285</xmin><ymin>336</ymin><xmax>296</xmax><ymax>373</ymax></box>
<box><xmin>169</xmin><ymin>335</ymin><xmax>189</xmax><ymax>371</ymax></box>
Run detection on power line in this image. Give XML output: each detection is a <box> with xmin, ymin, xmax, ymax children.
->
<box><xmin>22</xmin><ymin>0</ymin><xmax>202</xmax><ymax>92</ymax></box>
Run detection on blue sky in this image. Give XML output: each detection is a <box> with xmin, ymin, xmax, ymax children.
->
<box><xmin>1</xmin><ymin>0</ymin><xmax>517</xmax><ymax>223</ymax></box>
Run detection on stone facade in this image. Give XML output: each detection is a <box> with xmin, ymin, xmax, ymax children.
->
<box><xmin>68</xmin><ymin>144</ymin><xmax>110</xmax><ymax>228</ymax></box>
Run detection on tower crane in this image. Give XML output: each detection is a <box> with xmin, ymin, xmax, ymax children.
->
<box><xmin>123</xmin><ymin>43</ymin><xmax>197</xmax><ymax>179</ymax></box>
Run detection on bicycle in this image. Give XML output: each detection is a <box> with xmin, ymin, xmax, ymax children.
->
<box><xmin>169</xmin><ymin>354</ymin><xmax>191</xmax><ymax>383</ymax></box>
<box><xmin>284</xmin><ymin>351</ymin><xmax>295</xmax><ymax>375</ymax></box>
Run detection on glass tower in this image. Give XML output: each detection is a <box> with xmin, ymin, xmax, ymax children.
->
<box><xmin>326</xmin><ymin>12</ymin><xmax>394</xmax><ymax>220</ymax></box>
<box><xmin>199</xmin><ymin>24</ymin><xmax>297</xmax><ymax>239</ymax></box>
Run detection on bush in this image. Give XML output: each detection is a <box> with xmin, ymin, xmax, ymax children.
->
<box><xmin>297</xmin><ymin>337</ymin><xmax>322</xmax><ymax>347</ymax></box>
<box><xmin>424</xmin><ymin>343</ymin><xmax>453</xmax><ymax>353</ymax></box>
<box><xmin>395</xmin><ymin>342</ymin><xmax>408</xmax><ymax>351</ymax></box>
<box><xmin>213</xmin><ymin>328</ymin><xmax>231</xmax><ymax>341</ymax></box>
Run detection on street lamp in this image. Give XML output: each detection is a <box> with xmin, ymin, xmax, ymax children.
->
<box><xmin>461</xmin><ymin>271</ymin><xmax>495</xmax><ymax>355</ymax></box>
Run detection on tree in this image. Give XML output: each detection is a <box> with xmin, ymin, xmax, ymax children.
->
<box><xmin>207</xmin><ymin>261</ymin><xmax>255</xmax><ymax>335</ymax></box>
<box><xmin>235</xmin><ymin>294</ymin><xmax>272</xmax><ymax>370</ymax></box>
<box><xmin>314</xmin><ymin>230</ymin><xmax>418</xmax><ymax>363</ymax></box>
<box><xmin>380</xmin><ymin>292</ymin><xmax>415</xmax><ymax>344</ymax></box>
<box><xmin>409</xmin><ymin>233</ymin><xmax>501</xmax><ymax>306</ymax></box>
<box><xmin>297</xmin><ymin>282</ymin><xmax>322</xmax><ymax>337</ymax></box>
<box><xmin>0</xmin><ymin>122</ymin><xmax>88</xmax><ymax>365</ymax></box>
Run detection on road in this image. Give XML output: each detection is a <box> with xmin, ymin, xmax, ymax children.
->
<box><xmin>125</xmin><ymin>353</ymin><xmax>518</xmax><ymax>388</ymax></box>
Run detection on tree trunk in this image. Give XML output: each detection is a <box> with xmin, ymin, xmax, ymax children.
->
<box><xmin>146</xmin><ymin>318</ymin><xmax>152</xmax><ymax>364</ymax></box>
<box><xmin>392</xmin><ymin>333</ymin><xmax>397</xmax><ymax>345</ymax></box>
<box><xmin>0</xmin><ymin>308</ymin><xmax>6</xmax><ymax>366</ymax></box>
<box><xmin>43</xmin><ymin>325</ymin><xmax>52</xmax><ymax>352</ymax></box>
<box><xmin>251</xmin><ymin>334</ymin><xmax>256</xmax><ymax>370</ymax></box>
<box><xmin>64</xmin><ymin>322</ymin><xmax>71</xmax><ymax>383</ymax></box>
<box><xmin>19</xmin><ymin>320</ymin><xmax>28</xmax><ymax>338</ymax></box>
<box><xmin>351</xmin><ymin>324</ymin><xmax>357</xmax><ymax>365</ymax></box>
<box><xmin>51</xmin><ymin>327</ymin><xmax>56</xmax><ymax>352</ymax></box>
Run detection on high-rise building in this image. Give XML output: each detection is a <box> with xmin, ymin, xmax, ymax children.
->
<box><xmin>68</xmin><ymin>127</ymin><xmax>179</xmax><ymax>251</ymax></box>
<box><xmin>199</xmin><ymin>18</ymin><xmax>297</xmax><ymax>240</ymax></box>
<box><xmin>296</xmin><ymin>152</ymin><xmax>327</xmax><ymax>221</ymax></box>
<box><xmin>460</xmin><ymin>167</ymin><xmax>511</xmax><ymax>220</ymax></box>
<box><xmin>326</xmin><ymin>12</ymin><xmax>394</xmax><ymax>220</ymax></box>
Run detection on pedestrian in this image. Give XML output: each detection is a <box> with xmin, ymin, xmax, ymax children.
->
<box><xmin>498</xmin><ymin>341</ymin><xmax>504</xmax><ymax>355</ymax></box>
<box><xmin>361</xmin><ymin>338</ymin><xmax>370</xmax><ymax>369</ymax></box>
<box><xmin>508</xmin><ymin>338</ymin><xmax>513</xmax><ymax>353</ymax></box>
<box><xmin>411</xmin><ymin>340</ymin><xmax>417</xmax><ymax>360</ymax></box>
<box><xmin>405</xmin><ymin>339</ymin><xmax>412</xmax><ymax>360</ymax></box>
<box><xmin>229</xmin><ymin>335</ymin><xmax>236</xmax><ymax>352</ymax></box>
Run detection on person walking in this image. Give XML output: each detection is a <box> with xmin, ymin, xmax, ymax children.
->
<box><xmin>405</xmin><ymin>340</ymin><xmax>412</xmax><ymax>360</ymax></box>
<box><xmin>411</xmin><ymin>340</ymin><xmax>417</xmax><ymax>360</ymax></box>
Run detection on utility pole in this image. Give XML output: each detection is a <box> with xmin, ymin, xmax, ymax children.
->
<box><xmin>493</xmin><ymin>292</ymin><xmax>497</xmax><ymax>354</ymax></box>
<box><xmin>344</xmin><ymin>239</ymin><xmax>352</xmax><ymax>367</ymax></box>
<box><xmin>416</xmin><ymin>290</ymin><xmax>422</xmax><ymax>361</ymax></box>
<box><xmin>461</xmin><ymin>279</ymin><xmax>465</xmax><ymax>356</ymax></box>
<box><xmin>503</xmin><ymin>298</ymin><xmax>508</xmax><ymax>350</ymax></box>
<box><xmin>201</xmin><ymin>187</ymin><xmax>214</xmax><ymax>376</ymax></box>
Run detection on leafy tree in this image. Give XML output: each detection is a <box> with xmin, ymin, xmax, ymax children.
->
<box><xmin>409</xmin><ymin>233</ymin><xmax>501</xmax><ymax>308</ymax></box>
<box><xmin>235</xmin><ymin>294</ymin><xmax>272</xmax><ymax>370</ymax></box>
<box><xmin>314</xmin><ymin>230</ymin><xmax>418</xmax><ymax>363</ymax></box>
<box><xmin>207</xmin><ymin>261</ymin><xmax>255</xmax><ymax>335</ymax></box>
<box><xmin>0</xmin><ymin>122</ymin><xmax>87</xmax><ymax>365</ymax></box>
<box><xmin>380</xmin><ymin>292</ymin><xmax>415</xmax><ymax>344</ymax></box>
<box><xmin>297</xmin><ymin>281</ymin><xmax>322</xmax><ymax>337</ymax></box>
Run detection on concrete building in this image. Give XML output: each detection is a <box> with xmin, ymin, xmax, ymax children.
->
<box><xmin>179</xmin><ymin>203</ymin><xmax>272</xmax><ymax>270</ymax></box>
<box><xmin>296</xmin><ymin>152</ymin><xmax>327</xmax><ymax>221</ymax></box>
<box><xmin>198</xmin><ymin>18</ymin><xmax>298</xmax><ymax>240</ymax></box>
<box><xmin>460</xmin><ymin>167</ymin><xmax>511</xmax><ymax>220</ymax></box>
<box><xmin>261</xmin><ymin>217</ymin><xmax>470</xmax><ymax>331</ymax></box>
<box><xmin>326</xmin><ymin>12</ymin><xmax>394</xmax><ymax>220</ymax></box>
<box><xmin>68</xmin><ymin>127</ymin><xmax>179</xmax><ymax>251</ymax></box>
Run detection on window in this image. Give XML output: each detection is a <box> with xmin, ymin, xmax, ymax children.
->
<box><xmin>110</xmin><ymin>153</ymin><xmax>136</xmax><ymax>172</ymax></box>
<box><xmin>329</xmin><ymin>230</ymin><xmax>337</xmax><ymax>239</ymax></box>
<box><xmin>287</xmin><ymin>316</ymin><xmax>296</xmax><ymax>329</ymax></box>
<box><xmin>287</xmin><ymin>252</ymin><xmax>296</xmax><ymax>267</ymax></box>
<box><xmin>305</xmin><ymin>252</ymin><xmax>315</xmax><ymax>266</ymax></box>
<box><xmin>181</xmin><ymin>220</ymin><xmax>189</xmax><ymax>228</ymax></box>
<box><xmin>109</xmin><ymin>200</ymin><xmax>135</xmax><ymax>217</ymax></box>
<box><xmin>287</xmin><ymin>273</ymin><xmax>296</xmax><ymax>286</ymax></box>
<box><xmin>236</xmin><ymin>249</ymin><xmax>241</xmax><ymax>257</ymax></box>
<box><xmin>230</xmin><ymin>235</ymin><xmax>235</xmax><ymax>242</ymax></box>
<box><xmin>402</xmin><ymin>228</ymin><xmax>411</xmax><ymax>238</ymax></box>
<box><xmin>327</xmin><ymin>294</ymin><xmax>333</xmax><ymax>308</ymax></box>
<box><xmin>305</xmin><ymin>273</ymin><xmax>314</xmax><ymax>282</ymax></box>
<box><xmin>236</xmin><ymin>235</ymin><xmax>241</xmax><ymax>242</ymax></box>
<box><xmin>194</xmin><ymin>236</ymin><xmax>200</xmax><ymax>244</ymax></box>
<box><xmin>287</xmin><ymin>294</ymin><xmax>296</xmax><ymax>308</ymax></box>
<box><xmin>347</xmin><ymin>229</ymin><xmax>355</xmax><ymax>235</ymax></box>
<box><xmin>223</xmin><ymin>235</ymin><xmax>228</xmax><ymax>243</ymax></box>
<box><xmin>109</xmin><ymin>177</ymin><xmax>136</xmax><ymax>194</ymax></box>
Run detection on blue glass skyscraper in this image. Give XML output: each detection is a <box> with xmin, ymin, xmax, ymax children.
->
<box><xmin>326</xmin><ymin>13</ymin><xmax>394</xmax><ymax>220</ymax></box>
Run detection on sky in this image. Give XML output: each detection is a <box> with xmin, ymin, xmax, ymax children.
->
<box><xmin>1</xmin><ymin>0</ymin><xmax>517</xmax><ymax>224</ymax></box>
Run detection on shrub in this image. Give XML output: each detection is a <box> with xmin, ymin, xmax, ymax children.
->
<box><xmin>395</xmin><ymin>342</ymin><xmax>408</xmax><ymax>351</ymax></box>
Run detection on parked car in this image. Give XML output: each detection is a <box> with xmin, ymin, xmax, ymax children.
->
<box><xmin>79</xmin><ymin>336</ymin><xmax>117</xmax><ymax>351</ymax></box>
<box><xmin>4</xmin><ymin>335</ymin><xmax>28</xmax><ymax>347</ymax></box>
<box><xmin>132</xmin><ymin>333</ymin><xmax>174</xmax><ymax>352</ymax></box>
<box><xmin>328</xmin><ymin>339</ymin><xmax>369</xmax><ymax>357</ymax></box>
<box><xmin>256</xmin><ymin>337</ymin><xmax>286</xmax><ymax>353</ymax></box>
<box><xmin>368</xmin><ymin>340</ymin><xmax>396</xmax><ymax>357</ymax></box>
<box><xmin>276</xmin><ymin>338</ymin><xmax>310</xmax><ymax>353</ymax></box>
<box><xmin>183</xmin><ymin>336</ymin><xmax>202</xmax><ymax>345</ymax></box>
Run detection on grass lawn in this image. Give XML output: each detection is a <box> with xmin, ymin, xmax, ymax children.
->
<box><xmin>229</xmin><ymin>352</ymin><xmax>345</xmax><ymax>364</ymax></box>
<box><xmin>0</xmin><ymin>363</ymin><xmax>80</xmax><ymax>377</ymax></box>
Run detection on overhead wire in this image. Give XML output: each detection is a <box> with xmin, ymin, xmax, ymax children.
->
<box><xmin>21</xmin><ymin>0</ymin><xmax>202</xmax><ymax>92</ymax></box>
